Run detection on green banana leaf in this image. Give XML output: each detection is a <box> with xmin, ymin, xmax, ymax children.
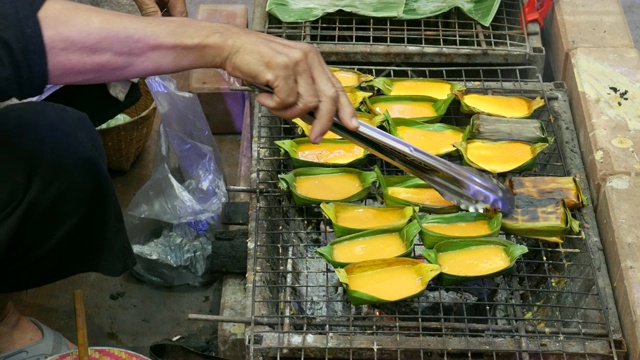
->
<box><xmin>417</xmin><ymin>211</ymin><xmax>502</xmax><ymax>248</ymax></box>
<box><xmin>466</xmin><ymin>115</ymin><xmax>553</xmax><ymax>144</ymax></box>
<box><xmin>367</xmin><ymin>78</ymin><xmax>466</xmax><ymax>100</ymax></box>
<box><xmin>335</xmin><ymin>257</ymin><xmax>441</xmax><ymax>305</ymax></box>
<box><xmin>278</xmin><ymin>167</ymin><xmax>377</xmax><ymax>206</ymax></box>
<box><xmin>316</xmin><ymin>221</ymin><xmax>420</xmax><ymax>268</ymax></box>
<box><xmin>422</xmin><ymin>238</ymin><xmax>528</xmax><ymax>285</ymax></box>
<box><xmin>365</xmin><ymin>94</ymin><xmax>455</xmax><ymax>123</ymax></box>
<box><xmin>373</xmin><ymin>166</ymin><xmax>459</xmax><ymax>213</ymax></box>
<box><xmin>274</xmin><ymin>138</ymin><xmax>369</xmax><ymax>168</ymax></box>
<box><xmin>320</xmin><ymin>202</ymin><xmax>416</xmax><ymax>237</ymax></box>
<box><xmin>385</xmin><ymin>116</ymin><xmax>464</xmax><ymax>157</ymax></box>
<box><xmin>266</xmin><ymin>0</ymin><xmax>501</xmax><ymax>27</ymax></box>
<box><xmin>453</xmin><ymin>139</ymin><xmax>550</xmax><ymax>174</ymax></box>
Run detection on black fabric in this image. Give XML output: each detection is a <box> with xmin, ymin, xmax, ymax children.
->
<box><xmin>0</xmin><ymin>0</ymin><xmax>48</xmax><ymax>101</ymax></box>
<box><xmin>0</xmin><ymin>102</ymin><xmax>136</xmax><ymax>292</ymax></box>
<box><xmin>43</xmin><ymin>82</ymin><xmax>142</xmax><ymax>128</ymax></box>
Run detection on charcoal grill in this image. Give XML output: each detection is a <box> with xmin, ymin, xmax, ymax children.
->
<box><xmin>252</xmin><ymin>0</ymin><xmax>545</xmax><ymax>72</ymax></box>
<box><xmin>243</xmin><ymin>66</ymin><xmax>627</xmax><ymax>359</ymax></box>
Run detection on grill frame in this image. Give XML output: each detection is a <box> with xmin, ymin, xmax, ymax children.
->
<box><xmin>244</xmin><ymin>66</ymin><xmax>626</xmax><ymax>359</ymax></box>
<box><xmin>252</xmin><ymin>0</ymin><xmax>545</xmax><ymax>71</ymax></box>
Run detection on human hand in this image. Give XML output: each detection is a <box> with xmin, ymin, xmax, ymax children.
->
<box><xmin>133</xmin><ymin>0</ymin><xmax>187</xmax><ymax>17</ymax></box>
<box><xmin>222</xmin><ymin>31</ymin><xmax>359</xmax><ymax>143</ymax></box>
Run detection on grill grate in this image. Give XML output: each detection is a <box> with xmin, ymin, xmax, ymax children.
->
<box><xmin>252</xmin><ymin>0</ymin><xmax>544</xmax><ymax>69</ymax></box>
<box><xmin>246</xmin><ymin>66</ymin><xmax>626</xmax><ymax>359</ymax></box>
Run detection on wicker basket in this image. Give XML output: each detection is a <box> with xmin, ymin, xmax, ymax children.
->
<box><xmin>98</xmin><ymin>80</ymin><xmax>157</xmax><ymax>172</ymax></box>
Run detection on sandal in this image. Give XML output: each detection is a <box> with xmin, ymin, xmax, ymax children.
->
<box><xmin>0</xmin><ymin>318</ymin><xmax>72</xmax><ymax>360</ymax></box>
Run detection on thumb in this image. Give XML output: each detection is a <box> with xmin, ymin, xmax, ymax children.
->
<box><xmin>133</xmin><ymin>0</ymin><xmax>162</xmax><ymax>17</ymax></box>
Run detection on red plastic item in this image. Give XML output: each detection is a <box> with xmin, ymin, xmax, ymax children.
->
<box><xmin>522</xmin><ymin>0</ymin><xmax>553</xmax><ymax>28</ymax></box>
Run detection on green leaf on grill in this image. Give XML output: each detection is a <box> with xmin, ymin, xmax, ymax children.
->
<box><xmin>274</xmin><ymin>138</ymin><xmax>369</xmax><ymax>168</ymax></box>
<box><xmin>320</xmin><ymin>202</ymin><xmax>416</xmax><ymax>237</ymax></box>
<box><xmin>367</xmin><ymin>78</ymin><xmax>466</xmax><ymax>100</ymax></box>
<box><xmin>278</xmin><ymin>167</ymin><xmax>377</xmax><ymax>205</ymax></box>
<box><xmin>417</xmin><ymin>211</ymin><xmax>502</xmax><ymax>248</ymax></box>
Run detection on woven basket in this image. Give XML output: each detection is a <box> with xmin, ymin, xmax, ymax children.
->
<box><xmin>98</xmin><ymin>80</ymin><xmax>156</xmax><ymax>172</ymax></box>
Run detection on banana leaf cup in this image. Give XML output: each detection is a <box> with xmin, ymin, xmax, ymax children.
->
<box><xmin>501</xmin><ymin>200</ymin><xmax>581</xmax><ymax>243</ymax></box>
<box><xmin>367</xmin><ymin>78</ymin><xmax>465</xmax><ymax>100</ymax></box>
<box><xmin>364</xmin><ymin>94</ymin><xmax>454</xmax><ymax>123</ymax></box>
<box><xmin>506</xmin><ymin>176</ymin><xmax>587</xmax><ymax>210</ymax></box>
<box><xmin>320</xmin><ymin>202</ymin><xmax>416</xmax><ymax>237</ymax></box>
<box><xmin>274</xmin><ymin>138</ymin><xmax>368</xmax><ymax>168</ymax></box>
<box><xmin>422</xmin><ymin>238</ymin><xmax>528</xmax><ymax>285</ymax></box>
<box><xmin>456</xmin><ymin>93</ymin><xmax>545</xmax><ymax>118</ymax></box>
<box><xmin>316</xmin><ymin>221</ymin><xmax>420</xmax><ymax>268</ymax></box>
<box><xmin>292</xmin><ymin>112</ymin><xmax>385</xmax><ymax>140</ymax></box>
<box><xmin>278</xmin><ymin>167</ymin><xmax>377</xmax><ymax>206</ymax></box>
<box><xmin>345</xmin><ymin>88</ymin><xmax>374</xmax><ymax>107</ymax></box>
<box><xmin>417</xmin><ymin>212</ymin><xmax>502</xmax><ymax>248</ymax></box>
<box><xmin>385</xmin><ymin>116</ymin><xmax>464</xmax><ymax>157</ymax></box>
<box><xmin>453</xmin><ymin>139</ymin><xmax>549</xmax><ymax>174</ymax></box>
<box><xmin>465</xmin><ymin>115</ymin><xmax>552</xmax><ymax>144</ymax></box>
<box><xmin>335</xmin><ymin>257</ymin><xmax>441</xmax><ymax>305</ymax></box>
<box><xmin>373</xmin><ymin>166</ymin><xmax>459</xmax><ymax>214</ymax></box>
<box><xmin>330</xmin><ymin>67</ymin><xmax>374</xmax><ymax>88</ymax></box>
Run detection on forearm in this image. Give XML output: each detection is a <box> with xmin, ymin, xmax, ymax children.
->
<box><xmin>38</xmin><ymin>0</ymin><xmax>232</xmax><ymax>84</ymax></box>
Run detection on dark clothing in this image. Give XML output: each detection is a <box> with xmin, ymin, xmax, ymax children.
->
<box><xmin>0</xmin><ymin>1</ymin><xmax>136</xmax><ymax>292</ymax></box>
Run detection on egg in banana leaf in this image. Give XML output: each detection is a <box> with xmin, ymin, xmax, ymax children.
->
<box><xmin>457</xmin><ymin>93</ymin><xmax>545</xmax><ymax>118</ymax></box>
<box><xmin>292</xmin><ymin>112</ymin><xmax>385</xmax><ymax>140</ymax></box>
<box><xmin>373</xmin><ymin>166</ymin><xmax>459</xmax><ymax>213</ymax></box>
<box><xmin>386</xmin><ymin>117</ymin><xmax>463</xmax><ymax>157</ymax></box>
<box><xmin>506</xmin><ymin>176</ymin><xmax>587</xmax><ymax>210</ymax></box>
<box><xmin>279</xmin><ymin>167</ymin><xmax>377</xmax><ymax>206</ymax></box>
<box><xmin>316</xmin><ymin>221</ymin><xmax>420</xmax><ymax>268</ymax></box>
<box><xmin>320</xmin><ymin>202</ymin><xmax>416</xmax><ymax>237</ymax></box>
<box><xmin>466</xmin><ymin>114</ymin><xmax>552</xmax><ymax>144</ymax></box>
<box><xmin>422</xmin><ymin>238</ymin><xmax>528</xmax><ymax>285</ymax></box>
<box><xmin>417</xmin><ymin>212</ymin><xmax>502</xmax><ymax>248</ymax></box>
<box><xmin>453</xmin><ymin>139</ymin><xmax>549</xmax><ymax>174</ymax></box>
<box><xmin>367</xmin><ymin>78</ymin><xmax>466</xmax><ymax>100</ymax></box>
<box><xmin>274</xmin><ymin>138</ymin><xmax>368</xmax><ymax>168</ymax></box>
<box><xmin>345</xmin><ymin>88</ymin><xmax>374</xmax><ymax>107</ymax></box>
<box><xmin>501</xmin><ymin>200</ymin><xmax>581</xmax><ymax>243</ymax></box>
<box><xmin>335</xmin><ymin>257</ymin><xmax>441</xmax><ymax>305</ymax></box>
<box><xmin>365</xmin><ymin>94</ymin><xmax>454</xmax><ymax>123</ymax></box>
<box><xmin>330</xmin><ymin>67</ymin><xmax>374</xmax><ymax>88</ymax></box>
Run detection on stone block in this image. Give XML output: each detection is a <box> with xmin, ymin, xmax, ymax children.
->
<box><xmin>563</xmin><ymin>47</ymin><xmax>640</xmax><ymax>204</ymax></box>
<box><xmin>546</xmin><ymin>0</ymin><xmax>635</xmax><ymax>82</ymax></box>
<box><xmin>596</xmin><ymin>176</ymin><xmax>640</xmax><ymax>359</ymax></box>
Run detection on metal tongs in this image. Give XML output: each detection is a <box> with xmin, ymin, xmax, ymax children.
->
<box><xmin>246</xmin><ymin>84</ymin><xmax>515</xmax><ymax>214</ymax></box>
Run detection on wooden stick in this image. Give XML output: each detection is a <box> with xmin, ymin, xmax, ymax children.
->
<box><xmin>73</xmin><ymin>290</ymin><xmax>90</xmax><ymax>360</ymax></box>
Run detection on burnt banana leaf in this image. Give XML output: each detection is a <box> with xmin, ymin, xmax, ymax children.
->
<box><xmin>367</xmin><ymin>78</ymin><xmax>466</xmax><ymax>100</ymax></box>
<box><xmin>506</xmin><ymin>176</ymin><xmax>587</xmax><ymax>210</ymax></box>
<box><xmin>457</xmin><ymin>93</ymin><xmax>545</xmax><ymax>118</ymax></box>
<box><xmin>365</xmin><ymin>94</ymin><xmax>455</xmax><ymax>123</ymax></box>
<box><xmin>274</xmin><ymin>138</ymin><xmax>368</xmax><ymax>168</ymax></box>
<box><xmin>373</xmin><ymin>166</ymin><xmax>459</xmax><ymax>213</ymax></box>
<box><xmin>422</xmin><ymin>238</ymin><xmax>528</xmax><ymax>285</ymax></box>
<box><xmin>501</xmin><ymin>200</ymin><xmax>581</xmax><ymax>243</ymax></box>
<box><xmin>335</xmin><ymin>257</ymin><xmax>441</xmax><ymax>305</ymax></box>
<box><xmin>417</xmin><ymin>211</ymin><xmax>502</xmax><ymax>248</ymax></box>
<box><xmin>278</xmin><ymin>167</ymin><xmax>377</xmax><ymax>205</ymax></box>
<box><xmin>466</xmin><ymin>114</ymin><xmax>552</xmax><ymax>144</ymax></box>
<box><xmin>386</xmin><ymin>116</ymin><xmax>464</xmax><ymax>157</ymax></box>
<box><xmin>316</xmin><ymin>221</ymin><xmax>421</xmax><ymax>268</ymax></box>
<box><xmin>320</xmin><ymin>202</ymin><xmax>416</xmax><ymax>237</ymax></box>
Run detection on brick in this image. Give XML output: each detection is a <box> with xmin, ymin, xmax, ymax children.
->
<box><xmin>596</xmin><ymin>176</ymin><xmax>640</xmax><ymax>359</ymax></box>
<box><xmin>563</xmin><ymin>48</ymin><xmax>640</xmax><ymax>204</ymax></box>
<box><xmin>546</xmin><ymin>0</ymin><xmax>635</xmax><ymax>81</ymax></box>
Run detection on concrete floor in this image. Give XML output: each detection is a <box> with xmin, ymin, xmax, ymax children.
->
<box><xmin>7</xmin><ymin>0</ymin><xmax>640</xmax><ymax>359</ymax></box>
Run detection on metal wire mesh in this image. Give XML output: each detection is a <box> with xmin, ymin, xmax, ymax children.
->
<box><xmin>253</xmin><ymin>0</ymin><xmax>544</xmax><ymax>68</ymax></box>
<box><xmin>246</xmin><ymin>66</ymin><xmax>625</xmax><ymax>359</ymax></box>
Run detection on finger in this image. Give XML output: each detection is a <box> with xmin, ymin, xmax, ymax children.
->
<box><xmin>166</xmin><ymin>0</ymin><xmax>188</xmax><ymax>17</ymax></box>
<box><xmin>133</xmin><ymin>0</ymin><xmax>162</xmax><ymax>16</ymax></box>
<box><xmin>324</xmin><ymin>69</ymin><xmax>359</xmax><ymax>131</ymax></box>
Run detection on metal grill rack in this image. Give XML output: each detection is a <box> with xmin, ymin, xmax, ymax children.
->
<box><xmin>252</xmin><ymin>0</ymin><xmax>544</xmax><ymax>71</ymax></box>
<box><xmin>245</xmin><ymin>66</ymin><xmax>626</xmax><ymax>359</ymax></box>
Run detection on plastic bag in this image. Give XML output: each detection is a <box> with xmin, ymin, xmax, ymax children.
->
<box><xmin>124</xmin><ymin>75</ymin><xmax>228</xmax><ymax>287</ymax></box>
